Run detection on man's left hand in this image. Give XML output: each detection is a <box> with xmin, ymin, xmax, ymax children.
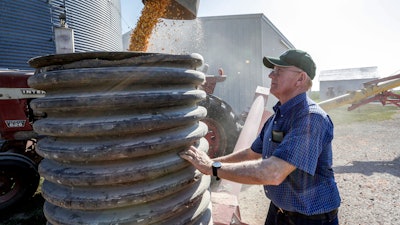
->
<box><xmin>179</xmin><ymin>146</ymin><xmax>213</xmax><ymax>176</ymax></box>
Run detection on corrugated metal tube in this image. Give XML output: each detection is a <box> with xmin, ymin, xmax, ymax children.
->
<box><xmin>28</xmin><ymin>52</ymin><xmax>212</xmax><ymax>225</ymax></box>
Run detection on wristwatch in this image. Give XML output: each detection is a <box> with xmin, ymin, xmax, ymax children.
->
<box><xmin>212</xmin><ymin>161</ymin><xmax>222</xmax><ymax>180</ymax></box>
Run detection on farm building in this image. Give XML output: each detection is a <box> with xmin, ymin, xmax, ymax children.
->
<box><xmin>123</xmin><ymin>13</ymin><xmax>295</xmax><ymax>115</ymax></box>
<box><xmin>0</xmin><ymin>0</ymin><xmax>122</xmax><ymax>70</ymax></box>
<box><xmin>319</xmin><ymin>66</ymin><xmax>380</xmax><ymax>101</ymax></box>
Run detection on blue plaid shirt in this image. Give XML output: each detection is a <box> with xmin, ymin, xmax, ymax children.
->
<box><xmin>251</xmin><ymin>93</ymin><xmax>340</xmax><ymax>215</ymax></box>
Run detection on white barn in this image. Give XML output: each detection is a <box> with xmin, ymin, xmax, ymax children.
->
<box><xmin>319</xmin><ymin>66</ymin><xmax>380</xmax><ymax>101</ymax></box>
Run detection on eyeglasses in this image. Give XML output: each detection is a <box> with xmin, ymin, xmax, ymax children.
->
<box><xmin>271</xmin><ymin>67</ymin><xmax>303</xmax><ymax>76</ymax></box>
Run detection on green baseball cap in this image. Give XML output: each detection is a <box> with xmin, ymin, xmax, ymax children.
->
<box><xmin>263</xmin><ymin>49</ymin><xmax>316</xmax><ymax>80</ymax></box>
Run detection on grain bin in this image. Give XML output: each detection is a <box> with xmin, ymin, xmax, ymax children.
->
<box><xmin>0</xmin><ymin>0</ymin><xmax>122</xmax><ymax>69</ymax></box>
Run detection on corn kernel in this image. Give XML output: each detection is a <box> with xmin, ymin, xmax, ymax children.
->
<box><xmin>129</xmin><ymin>0</ymin><xmax>171</xmax><ymax>52</ymax></box>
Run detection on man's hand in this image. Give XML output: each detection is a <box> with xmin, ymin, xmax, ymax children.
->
<box><xmin>179</xmin><ymin>146</ymin><xmax>213</xmax><ymax>176</ymax></box>
<box><xmin>180</xmin><ymin>146</ymin><xmax>296</xmax><ymax>185</ymax></box>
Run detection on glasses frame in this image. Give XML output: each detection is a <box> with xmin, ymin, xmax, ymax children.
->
<box><xmin>271</xmin><ymin>67</ymin><xmax>303</xmax><ymax>76</ymax></box>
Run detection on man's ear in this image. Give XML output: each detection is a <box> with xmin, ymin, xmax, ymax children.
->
<box><xmin>296</xmin><ymin>72</ymin><xmax>307</xmax><ymax>85</ymax></box>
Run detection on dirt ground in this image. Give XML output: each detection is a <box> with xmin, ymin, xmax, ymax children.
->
<box><xmin>237</xmin><ymin>109</ymin><xmax>400</xmax><ymax>225</ymax></box>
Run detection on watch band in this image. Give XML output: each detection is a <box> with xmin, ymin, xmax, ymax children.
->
<box><xmin>212</xmin><ymin>161</ymin><xmax>222</xmax><ymax>180</ymax></box>
<box><xmin>212</xmin><ymin>166</ymin><xmax>218</xmax><ymax>177</ymax></box>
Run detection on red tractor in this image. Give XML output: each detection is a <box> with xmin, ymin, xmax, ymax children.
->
<box><xmin>0</xmin><ymin>70</ymin><xmax>46</xmax><ymax>211</ymax></box>
<box><xmin>0</xmin><ymin>68</ymin><xmax>242</xmax><ymax>211</ymax></box>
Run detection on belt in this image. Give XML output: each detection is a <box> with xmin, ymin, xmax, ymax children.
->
<box><xmin>275</xmin><ymin>204</ymin><xmax>338</xmax><ymax>221</ymax></box>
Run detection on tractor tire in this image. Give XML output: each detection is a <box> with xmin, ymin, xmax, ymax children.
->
<box><xmin>0</xmin><ymin>153</ymin><xmax>40</xmax><ymax>211</ymax></box>
<box><xmin>199</xmin><ymin>95</ymin><xmax>242</xmax><ymax>158</ymax></box>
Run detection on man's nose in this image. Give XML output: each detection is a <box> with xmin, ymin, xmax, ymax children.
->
<box><xmin>268</xmin><ymin>70</ymin><xmax>275</xmax><ymax>78</ymax></box>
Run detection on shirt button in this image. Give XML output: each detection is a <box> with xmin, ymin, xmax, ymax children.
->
<box><xmin>269</xmin><ymin>138</ymin><xmax>272</xmax><ymax>141</ymax></box>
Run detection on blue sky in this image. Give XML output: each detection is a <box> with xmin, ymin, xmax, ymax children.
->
<box><xmin>120</xmin><ymin>0</ymin><xmax>400</xmax><ymax>80</ymax></box>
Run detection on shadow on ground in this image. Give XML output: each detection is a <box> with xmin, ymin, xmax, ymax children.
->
<box><xmin>334</xmin><ymin>156</ymin><xmax>400</xmax><ymax>177</ymax></box>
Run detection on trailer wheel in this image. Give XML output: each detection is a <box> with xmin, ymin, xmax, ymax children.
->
<box><xmin>199</xmin><ymin>95</ymin><xmax>242</xmax><ymax>158</ymax></box>
<box><xmin>0</xmin><ymin>153</ymin><xmax>40</xmax><ymax>211</ymax></box>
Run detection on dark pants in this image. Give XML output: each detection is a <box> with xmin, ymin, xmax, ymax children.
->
<box><xmin>265</xmin><ymin>202</ymin><xmax>339</xmax><ymax>225</ymax></box>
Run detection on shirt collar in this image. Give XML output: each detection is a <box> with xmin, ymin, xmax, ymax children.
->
<box><xmin>273</xmin><ymin>93</ymin><xmax>308</xmax><ymax>115</ymax></box>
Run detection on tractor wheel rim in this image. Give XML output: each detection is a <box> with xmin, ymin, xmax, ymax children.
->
<box><xmin>0</xmin><ymin>170</ymin><xmax>22</xmax><ymax>202</ymax></box>
<box><xmin>202</xmin><ymin>118</ymin><xmax>227</xmax><ymax>158</ymax></box>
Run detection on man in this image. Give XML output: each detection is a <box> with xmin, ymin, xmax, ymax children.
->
<box><xmin>180</xmin><ymin>49</ymin><xmax>341</xmax><ymax>225</ymax></box>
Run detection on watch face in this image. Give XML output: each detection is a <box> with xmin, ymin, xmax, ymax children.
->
<box><xmin>213</xmin><ymin>161</ymin><xmax>222</xmax><ymax>168</ymax></box>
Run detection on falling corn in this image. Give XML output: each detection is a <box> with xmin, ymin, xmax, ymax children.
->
<box><xmin>129</xmin><ymin>0</ymin><xmax>171</xmax><ymax>52</ymax></box>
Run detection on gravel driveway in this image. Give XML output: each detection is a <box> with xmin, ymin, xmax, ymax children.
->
<box><xmin>333</xmin><ymin>112</ymin><xmax>400</xmax><ymax>225</ymax></box>
<box><xmin>238</xmin><ymin>108</ymin><xmax>400</xmax><ymax>225</ymax></box>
